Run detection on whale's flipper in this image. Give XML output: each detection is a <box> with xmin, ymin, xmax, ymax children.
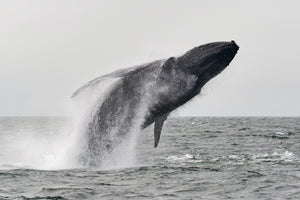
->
<box><xmin>72</xmin><ymin>66</ymin><xmax>143</xmax><ymax>98</ymax></box>
<box><xmin>154</xmin><ymin>113</ymin><xmax>169</xmax><ymax>148</ymax></box>
<box><xmin>72</xmin><ymin>61</ymin><xmax>162</xmax><ymax>98</ymax></box>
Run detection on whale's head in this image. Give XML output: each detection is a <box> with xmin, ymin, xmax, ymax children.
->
<box><xmin>176</xmin><ymin>41</ymin><xmax>239</xmax><ymax>85</ymax></box>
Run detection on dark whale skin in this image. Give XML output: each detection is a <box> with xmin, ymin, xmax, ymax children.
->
<box><xmin>73</xmin><ymin>41</ymin><xmax>239</xmax><ymax>165</ymax></box>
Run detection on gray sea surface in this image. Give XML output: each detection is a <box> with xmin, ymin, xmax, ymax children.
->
<box><xmin>0</xmin><ymin>117</ymin><xmax>299</xmax><ymax>199</ymax></box>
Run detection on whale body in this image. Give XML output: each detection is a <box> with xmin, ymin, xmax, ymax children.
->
<box><xmin>73</xmin><ymin>41</ymin><xmax>239</xmax><ymax>165</ymax></box>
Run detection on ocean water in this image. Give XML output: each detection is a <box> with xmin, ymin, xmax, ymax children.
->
<box><xmin>0</xmin><ymin>117</ymin><xmax>299</xmax><ymax>199</ymax></box>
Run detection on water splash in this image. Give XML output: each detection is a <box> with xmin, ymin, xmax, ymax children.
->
<box><xmin>73</xmin><ymin>64</ymin><xmax>166</xmax><ymax>168</ymax></box>
<box><xmin>72</xmin><ymin>75</ymin><xmax>158</xmax><ymax>169</ymax></box>
<box><xmin>0</xmin><ymin>73</ymin><xmax>158</xmax><ymax>170</ymax></box>
<box><xmin>0</xmin><ymin>78</ymin><xmax>125</xmax><ymax>170</ymax></box>
<box><xmin>0</xmin><ymin>117</ymin><xmax>77</xmax><ymax>170</ymax></box>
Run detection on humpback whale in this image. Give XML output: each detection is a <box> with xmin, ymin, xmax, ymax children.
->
<box><xmin>73</xmin><ymin>41</ymin><xmax>239</xmax><ymax>166</ymax></box>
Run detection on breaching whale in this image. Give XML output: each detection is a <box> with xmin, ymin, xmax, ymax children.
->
<box><xmin>73</xmin><ymin>41</ymin><xmax>239</xmax><ymax>166</ymax></box>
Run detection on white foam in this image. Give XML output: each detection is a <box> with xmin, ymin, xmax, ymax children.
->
<box><xmin>250</xmin><ymin>151</ymin><xmax>298</xmax><ymax>163</ymax></box>
<box><xmin>167</xmin><ymin>153</ymin><xmax>197</xmax><ymax>162</ymax></box>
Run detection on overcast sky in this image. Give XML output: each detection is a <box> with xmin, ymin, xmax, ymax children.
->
<box><xmin>1</xmin><ymin>0</ymin><xmax>299</xmax><ymax>116</ymax></box>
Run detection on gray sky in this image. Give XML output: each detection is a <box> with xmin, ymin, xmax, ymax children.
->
<box><xmin>1</xmin><ymin>0</ymin><xmax>299</xmax><ymax>116</ymax></box>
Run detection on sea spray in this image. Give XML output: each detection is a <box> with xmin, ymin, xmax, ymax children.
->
<box><xmin>82</xmin><ymin>79</ymin><xmax>157</xmax><ymax>168</ymax></box>
<box><xmin>0</xmin><ymin>78</ymin><xmax>123</xmax><ymax>170</ymax></box>
<box><xmin>70</xmin><ymin>77</ymin><xmax>123</xmax><ymax>168</ymax></box>
<box><xmin>0</xmin><ymin>117</ymin><xmax>74</xmax><ymax>170</ymax></box>
<box><xmin>100</xmin><ymin>86</ymin><xmax>155</xmax><ymax>169</ymax></box>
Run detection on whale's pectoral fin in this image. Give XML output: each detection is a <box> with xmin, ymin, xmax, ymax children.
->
<box><xmin>154</xmin><ymin>113</ymin><xmax>169</xmax><ymax>148</ymax></box>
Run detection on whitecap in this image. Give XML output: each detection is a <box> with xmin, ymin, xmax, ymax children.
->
<box><xmin>166</xmin><ymin>153</ymin><xmax>197</xmax><ymax>162</ymax></box>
